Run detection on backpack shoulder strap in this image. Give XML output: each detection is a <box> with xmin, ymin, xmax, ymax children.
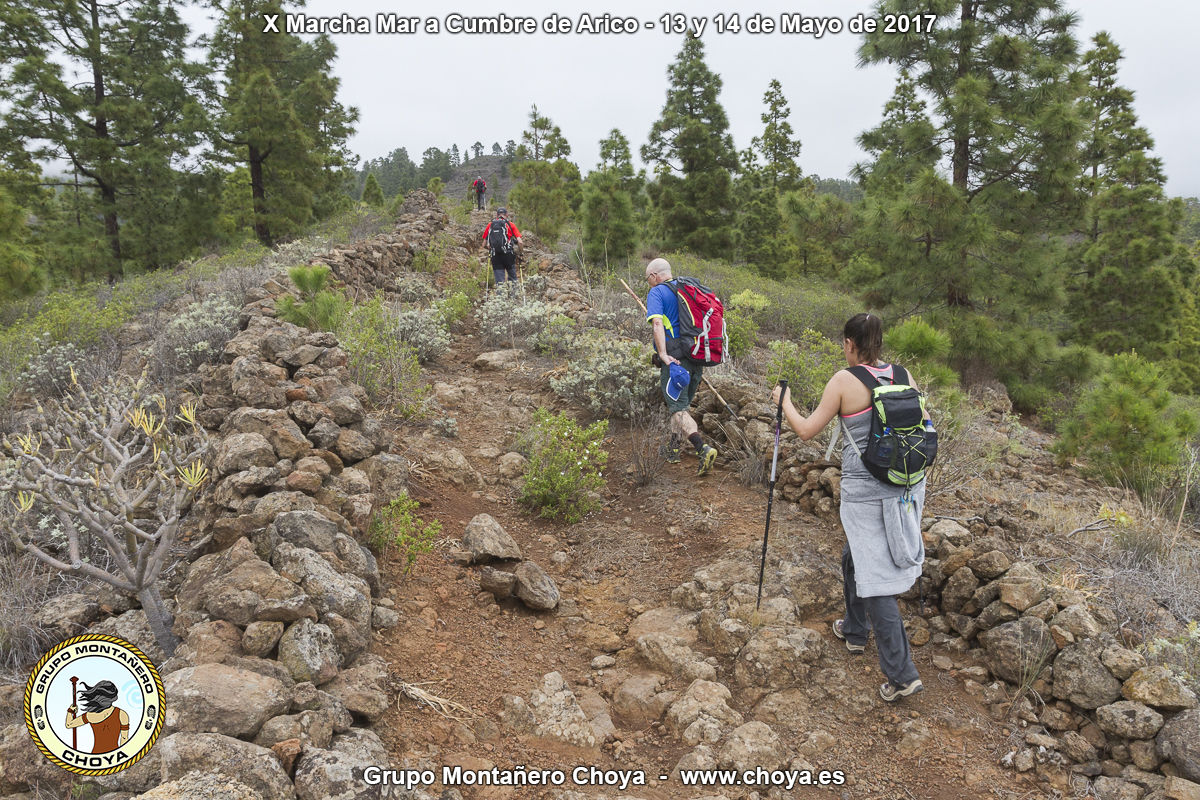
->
<box><xmin>847</xmin><ymin>365</ymin><xmax>879</xmax><ymax>390</ymax></box>
<box><xmin>891</xmin><ymin>364</ymin><xmax>911</xmax><ymax>386</ymax></box>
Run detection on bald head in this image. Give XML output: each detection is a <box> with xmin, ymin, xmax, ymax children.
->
<box><xmin>645</xmin><ymin>258</ymin><xmax>672</xmax><ymax>281</ymax></box>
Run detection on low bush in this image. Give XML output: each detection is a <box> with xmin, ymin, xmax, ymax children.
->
<box><xmin>149</xmin><ymin>296</ymin><xmax>240</xmax><ymax>381</ymax></box>
<box><xmin>884</xmin><ymin>317</ymin><xmax>952</xmax><ymax>362</ymax></box>
<box><xmin>1056</xmin><ymin>352</ymin><xmax>1198</xmax><ymax>495</ymax></box>
<box><xmin>434</xmin><ymin>292</ymin><xmax>471</xmax><ymax>330</ymax></box>
<box><xmin>549</xmin><ymin>332</ymin><xmax>658</xmax><ymax>419</ymax></box>
<box><xmin>534</xmin><ymin>313</ymin><xmax>578</xmax><ymax>355</ymax></box>
<box><xmin>340</xmin><ymin>297</ymin><xmax>430</xmax><ymax>416</ymax></box>
<box><xmin>478</xmin><ymin>293</ymin><xmax>555</xmax><ymax>348</ymax></box>
<box><xmin>368</xmin><ymin>493</ymin><xmax>442</xmax><ymax>576</ymax></box>
<box><xmin>393</xmin><ymin>308</ymin><xmax>450</xmax><ymax>363</ymax></box>
<box><xmin>764</xmin><ymin>331</ymin><xmax>844</xmax><ymax>409</ymax></box>
<box><xmin>276</xmin><ymin>264</ymin><xmax>349</xmax><ymax>332</ymax></box>
<box><xmin>520</xmin><ymin>409</ymin><xmax>608</xmax><ymax>523</ymax></box>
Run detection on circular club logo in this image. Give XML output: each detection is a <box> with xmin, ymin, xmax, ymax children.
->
<box><xmin>24</xmin><ymin>634</ymin><xmax>165</xmax><ymax>776</ymax></box>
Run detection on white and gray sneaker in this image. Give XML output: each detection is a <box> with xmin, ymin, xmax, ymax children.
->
<box><xmin>879</xmin><ymin>679</ymin><xmax>924</xmax><ymax>702</ymax></box>
<box><xmin>832</xmin><ymin>619</ymin><xmax>866</xmax><ymax>654</ymax></box>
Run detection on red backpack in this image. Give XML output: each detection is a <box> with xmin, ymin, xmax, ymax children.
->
<box><xmin>667</xmin><ymin>277</ymin><xmax>727</xmax><ymax>366</ymax></box>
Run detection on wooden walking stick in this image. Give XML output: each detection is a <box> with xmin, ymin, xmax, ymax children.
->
<box><xmin>618</xmin><ymin>277</ymin><xmax>741</xmax><ymax>420</ymax></box>
<box><xmin>70</xmin><ymin>676</ymin><xmax>78</xmax><ymax>750</ymax></box>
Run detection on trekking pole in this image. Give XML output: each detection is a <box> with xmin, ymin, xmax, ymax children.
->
<box><xmin>756</xmin><ymin>379</ymin><xmax>787</xmax><ymax>611</ymax></box>
<box><xmin>617</xmin><ymin>278</ymin><xmax>740</xmax><ymax>420</ymax></box>
<box><xmin>70</xmin><ymin>676</ymin><xmax>78</xmax><ymax>750</ymax></box>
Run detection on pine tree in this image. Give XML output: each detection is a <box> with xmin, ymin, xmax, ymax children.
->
<box><xmin>642</xmin><ymin>37</ymin><xmax>738</xmax><ymax>253</ymax></box>
<box><xmin>510</xmin><ymin>109</ymin><xmax>575</xmax><ymax>240</ymax></box>
<box><xmin>0</xmin><ymin>186</ymin><xmax>42</xmax><ymax>300</ymax></box>
<box><xmin>491</xmin><ymin>143</ymin><xmax>503</xmax><ymax>157</ymax></box>
<box><xmin>471</xmin><ymin>142</ymin><xmax>484</xmax><ymax>161</ymax></box>
<box><xmin>582</xmin><ymin>132</ymin><xmax>639</xmax><ymax>267</ymax></box>
<box><xmin>751</xmin><ymin>79</ymin><xmax>802</xmax><ymax>192</ymax></box>
<box><xmin>857</xmin><ymin>1</ymin><xmax>1082</xmax><ymax>312</ymax></box>
<box><xmin>0</xmin><ymin>0</ymin><xmax>209</xmax><ymax>272</ymax></box>
<box><xmin>1068</xmin><ymin>33</ymin><xmax>1199</xmax><ymax>375</ymax></box>
<box><xmin>208</xmin><ymin>0</ymin><xmax>356</xmax><ymax>245</ymax></box>
<box><xmin>781</xmin><ymin>186</ymin><xmax>853</xmax><ymax>276</ymax></box>
<box><xmin>361</xmin><ymin>173</ymin><xmax>385</xmax><ymax>207</ymax></box>
<box><xmin>450</xmin><ymin>144</ymin><xmax>461</xmax><ymax>168</ymax></box>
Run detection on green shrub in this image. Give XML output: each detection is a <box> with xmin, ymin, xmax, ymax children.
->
<box><xmin>150</xmin><ymin>296</ymin><xmax>240</xmax><ymax>380</ymax></box>
<box><xmin>412</xmin><ymin>233</ymin><xmax>449</xmax><ymax>274</ymax></box>
<box><xmin>368</xmin><ymin>493</ymin><xmax>442</xmax><ymax>576</ymax></box>
<box><xmin>340</xmin><ymin>297</ymin><xmax>430</xmax><ymax>416</ymax></box>
<box><xmin>520</xmin><ymin>409</ymin><xmax>608</xmax><ymax>523</ymax></box>
<box><xmin>433</xmin><ymin>291</ymin><xmax>470</xmax><ymax>329</ymax></box>
<box><xmin>1057</xmin><ymin>352</ymin><xmax>1199</xmax><ymax>494</ymax></box>
<box><xmin>765</xmin><ymin>331</ymin><xmax>844</xmax><ymax>408</ymax></box>
<box><xmin>724</xmin><ymin>309</ymin><xmax>758</xmax><ymax>360</ymax></box>
<box><xmin>549</xmin><ymin>333</ymin><xmax>658</xmax><ymax>419</ymax></box>
<box><xmin>393</xmin><ymin>308</ymin><xmax>450</xmax><ymax>363</ymax></box>
<box><xmin>534</xmin><ymin>313</ymin><xmax>578</xmax><ymax>355</ymax></box>
<box><xmin>276</xmin><ymin>264</ymin><xmax>349</xmax><ymax>332</ymax></box>
<box><xmin>478</xmin><ymin>294</ymin><xmax>556</xmax><ymax>348</ymax></box>
<box><xmin>729</xmin><ymin>289</ymin><xmax>770</xmax><ymax>316</ymax></box>
<box><xmin>885</xmin><ymin>317</ymin><xmax>952</xmax><ymax>362</ymax></box>
<box><xmin>426</xmin><ymin>177</ymin><xmax>444</xmax><ymax>195</ymax></box>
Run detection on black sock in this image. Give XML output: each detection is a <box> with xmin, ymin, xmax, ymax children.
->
<box><xmin>688</xmin><ymin>433</ymin><xmax>704</xmax><ymax>454</ymax></box>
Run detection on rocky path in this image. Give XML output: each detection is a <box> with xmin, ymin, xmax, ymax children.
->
<box><xmin>365</xmin><ymin>230</ymin><xmax>1043</xmax><ymax>800</ymax></box>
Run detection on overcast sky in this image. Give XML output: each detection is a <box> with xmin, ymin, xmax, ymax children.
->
<box><xmin>186</xmin><ymin>1</ymin><xmax>1200</xmax><ymax>196</ymax></box>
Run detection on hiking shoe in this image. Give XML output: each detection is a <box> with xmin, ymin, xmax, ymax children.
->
<box><xmin>832</xmin><ymin>619</ymin><xmax>866</xmax><ymax>654</ymax></box>
<box><xmin>661</xmin><ymin>442</ymin><xmax>682</xmax><ymax>464</ymax></box>
<box><xmin>697</xmin><ymin>444</ymin><xmax>717</xmax><ymax>476</ymax></box>
<box><xmin>879</xmin><ymin>679</ymin><xmax>924</xmax><ymax>702</ymax></box>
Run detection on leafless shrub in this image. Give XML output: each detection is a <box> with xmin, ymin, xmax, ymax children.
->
<box><xmin>627</xmin><ymin>410</ymin><xmax>669</xmax><ymax>488</ymax></box>
<box><xmin>1</xmin><ymin>373</ymin><xmax>211</xmax><ymax>657</ymax></box>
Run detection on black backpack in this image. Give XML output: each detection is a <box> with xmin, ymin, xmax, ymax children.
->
<box><xmin>487</xmin><ymin>219</ymin><xmax>512</xmax><ymax>256</ymax></box>
<box><xmin>843</xmin><ymin>365</ymin><xmax>937</xmax><ymax>487</ymax></box>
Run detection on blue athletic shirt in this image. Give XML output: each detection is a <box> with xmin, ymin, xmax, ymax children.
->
<box><xmin>646</xmin><ymin>282</ymin><xmax>680</xmax><ymax>339</ymax></box>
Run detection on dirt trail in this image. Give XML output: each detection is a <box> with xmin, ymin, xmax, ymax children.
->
<box><xmin>367</xmin><ymin>221</ymin><xmax>1046</xmax><ymax>800</ymax></box>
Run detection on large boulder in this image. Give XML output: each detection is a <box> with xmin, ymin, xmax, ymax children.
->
<box><xmin>322</xmin><ymin>655</ymin><xmax>390</xmax><ymax>723</ymax></box>
<box><xmin>273</xmin><ymin>511</ymin><xmax>339</xmax><ymax>553</ymax></box>
<box><xmin>462</xmin><ymin>514</ymin><xmax>522</xmax><ymax>562</ymax></box>
<box><xmin>216</xmin><ymin>433</ymin><xmax>277</xmax><ymax>476</ymax></box>
<box><xmin>665</xmin><ymin>680</ymin><xmax>744</xmax><ymax>747</ymax></box>
<box><xmin>178</xmin><ymin>538</ymin><xmax>303</xmax><ymax>627</ymax></box>
<box><xmin>271</xmin><ymin>543</ymin><xmax>371</xmax><ymax>647</ymax></box>
<box><xmin>1123</xmin><ymin>666</ymin><xmax>1199</xmax><ymax>712</ymax></box>
<box><xmin>1096</xmin><ymin>701</ymin><xmax>1165</xmax><ymax>740</ymax></box>
<box><xmin>1158</xmin><ymin>708</ymin><xmax>1200</xmax><ymax>783</ymax></box>
<box><xmin>636</xmin><ymin>633</ymin><xmax>716</xmax><ymax>683</ymax></box>
<box><xmin>293</xmin><ymin>729</ymin><xmax>408</xmax><ymax>800</ymax></box>
<box><xmin>277</xmin><ymin>619</ymin><xmax>342</xmax><ymax>685</ymax></box>
<box><xmin>513</xmin><ymin>561</ymin><xmax>559</xmax><ymax>610</ymax></box>
<box><xmin>154</xmin><ymin>733</ymin><xmax>296</xmax><ymax>800</ymax></box>
<box><xmin>132</xmin><ymin>770</ymin><xmax>264</xmax><ymax>800</ymax></box>
<box><xmin>503</xmin><ymin>672</ymin><xmax>597</xmax><ymax>749</ymax></box>
<box><xmin>977</xmin><ymin>617</ymin><xmax>1057</xmax><ymax>685</ymax></box>
<box><xmin>1053</xmin><ymin>642</ymin><xmax>1122</xmax><ymax>709</ymax></box>
<box><xmin>717</xmin><ymin>721</ymin><xmax>787</xmax><ymax>773</ymax></box>
<box><xmin>163</xmin><ymin>664</ymin><xmax>290</xmax><ymax>739</ymax></box>
<box><xmin>733</xmin><ymin>627</ymin><xmax>823</xmax><ymax>689</ymax></box>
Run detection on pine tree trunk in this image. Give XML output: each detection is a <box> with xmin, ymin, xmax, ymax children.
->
<box><xmin>248</xmin><ymin>145</ymin><xmax>272</xmax><ymax>246</ymax></box>
<box><xmin>88</xmin><ymin>0</ymin><xmax>122</xmax><ymax>264</ymax></box>
<box><xmin>136</xmin><ymin>585</ymin><xmax>180</xmax><ymax>658</ymax></box>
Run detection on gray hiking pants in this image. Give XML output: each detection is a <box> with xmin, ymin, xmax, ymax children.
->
<box><xmin>840</xmin><ymin>544</ymin><xmax>920</xmax><ymax>686</ymax></box>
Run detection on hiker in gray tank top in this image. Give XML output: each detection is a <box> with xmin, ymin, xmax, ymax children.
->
<box><xmin>769</xmin><ymin>313</ymin><xmax>930</xmax><ymax>703</ymax></box>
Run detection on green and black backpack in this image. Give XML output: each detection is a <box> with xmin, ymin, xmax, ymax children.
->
<box><xmin>844</xmin><ymin>364</ymin><xmax>937</xmax><ymax>487</ymax></box>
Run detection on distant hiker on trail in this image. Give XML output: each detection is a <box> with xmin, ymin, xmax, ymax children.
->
<box><xmin>644</xmin><ymin>257</ymin><xmax>718</xmax><ymax>475</ymax></box>
<box><xmin>770</xmin><ymin>313</ymin><xmax>932</xmax><ymax>702</ymax></box>
<box><xmin>482</xmin><ymin>207</ymin><xmax>521</xmax><ymax>288</ymax></box>
<box><xmin>472</xmin><ymin>176</ymin><xmax>487</xmax><ymax>210</ymax></box>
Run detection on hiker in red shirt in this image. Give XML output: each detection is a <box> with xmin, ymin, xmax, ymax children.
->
<box><xmin>471</xmin><ymin>176</ymin><xmax>487</xmax><ymax>210</ymax></box>
<box><xmin>482</xmin><ymin>207</ymin><xmax>522</xmax><ymax>288</ymax></box>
